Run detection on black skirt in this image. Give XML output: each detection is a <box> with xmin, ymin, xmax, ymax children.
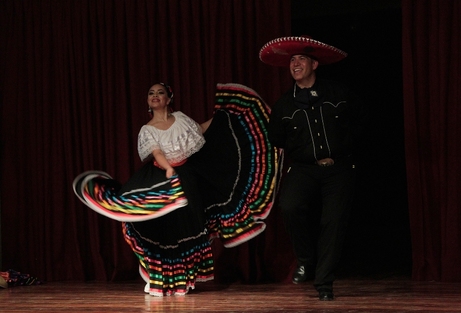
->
<box><xmin>73</xmin><ymin>83</ymin><xmax>281</xmax><ymax>296</ymax></box>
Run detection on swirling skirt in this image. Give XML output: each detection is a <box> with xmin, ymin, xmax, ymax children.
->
<box><xmin>73</xmin><ymin>83</ymin><xmax>281</xmax><ymax>296</ymax></box>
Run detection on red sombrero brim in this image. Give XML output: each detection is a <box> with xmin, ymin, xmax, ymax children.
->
<box><xmin>259</xmin><ymin>36</ymin><xmax>347</xmax><ymax>66</ymax></box>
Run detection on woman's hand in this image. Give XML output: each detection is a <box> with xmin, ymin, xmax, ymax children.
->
<box><xmin>152</xmin><ymin>149</ymin><xmax>176</xmax><ymax>178</ymax></box>
<box><xmin>166</xmin><ymin>167</ymin><xmax>176</xmax><ymax>178</ymax></box>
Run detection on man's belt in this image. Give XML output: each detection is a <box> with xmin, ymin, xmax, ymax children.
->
<box><xmin>316</xmin><ymin>158</ymin><xmax>335</xmax><ymax>167</ymax></box>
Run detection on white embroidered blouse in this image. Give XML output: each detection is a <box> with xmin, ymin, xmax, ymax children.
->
<box><xmin>137</xmin><ymin>111</ymin><xmax>206</xmax><ymax>164</ymax></box>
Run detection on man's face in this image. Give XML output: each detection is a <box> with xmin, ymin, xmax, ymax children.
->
<box><xmin>289</xmin><ymin>54</ymin><xmax>319</xmax><ymax>82</ymax></box>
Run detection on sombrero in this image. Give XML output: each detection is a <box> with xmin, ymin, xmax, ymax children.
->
<box><xmin>259</xmin><ymin>36</ymin><xmax>347</xmax><ymax>66</ymax></box>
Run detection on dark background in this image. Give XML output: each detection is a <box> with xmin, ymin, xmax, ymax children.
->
<box><xmin>0</xmin><ymin>0</ymin><xmax>419</xmax><ymax>282</ymax></box>
<box><xmin>291</xmin><ymin>0</ymin><xmax>411</xmax><ymax>278</ymax></box>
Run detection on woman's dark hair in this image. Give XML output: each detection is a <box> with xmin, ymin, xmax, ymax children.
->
<box><xmin>153</xmin><ymin>82</ymin><xmax>174</xmax><ymax>101</ymax></box>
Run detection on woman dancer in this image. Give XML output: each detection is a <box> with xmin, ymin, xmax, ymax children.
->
<box><xmin>73</xmin><ymin>82</ymin><xmax>280</xmax><ymax>296</ymax></box>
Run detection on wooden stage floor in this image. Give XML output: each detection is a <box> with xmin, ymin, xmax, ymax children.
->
<box><xmin>2</xmin><ymin>276</ymin><xmax>461</xmax><ymax>312</ymax></box>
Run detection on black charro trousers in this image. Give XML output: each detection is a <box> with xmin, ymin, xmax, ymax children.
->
<box><xmin>278</xmin><ymin>158</ymin><xmax>357</xmax><ymax>290</ymax></box>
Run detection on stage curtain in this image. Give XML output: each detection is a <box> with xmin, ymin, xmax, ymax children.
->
<box><xmin>0</xmin><ymin>0</ymin><xmax>292</xmax><ymax>282</ymax></box>
<box><xmin>402</xmin><ymin>0</ymin><xmax>461</xmax><ymax>281</ymax></box>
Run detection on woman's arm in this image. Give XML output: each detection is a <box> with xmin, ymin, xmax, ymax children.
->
<box><xmin>200</xmin><ymin>118</ymin><xmax>213</xmax><ymax>134</ymax></box>
<box><xmin>152</xmin><ymin>149</ymin><xmax>176</xmax><ymax>178</ymax></box>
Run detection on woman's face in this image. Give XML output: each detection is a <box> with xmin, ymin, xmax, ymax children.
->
<box><xmin>147</xmin><ymin>84</ymin><xmax>171</xmax><ymax>110</ymax></box>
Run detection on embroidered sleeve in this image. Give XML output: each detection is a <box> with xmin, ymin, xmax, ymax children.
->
<box><xmin>137</xmin><ymin>126</ymin><xmax>160</xmax><ymax>162</ymax></box>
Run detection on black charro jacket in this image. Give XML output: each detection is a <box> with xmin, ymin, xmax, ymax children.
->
<box><xmin>268</xmin><ymin>78</ymin><xmax>366</xmax><ymax>165</ymax></box>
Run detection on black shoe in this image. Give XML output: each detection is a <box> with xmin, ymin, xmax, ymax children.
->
<box><xmin>318</xmin><ymin>289</ymin><xmax>334</xmax><ymax>301</ymax></box>
<box><xmin>292</xmin><ymin>265</ymin><xmax>309</xmax><ymax>284</ymax></box>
